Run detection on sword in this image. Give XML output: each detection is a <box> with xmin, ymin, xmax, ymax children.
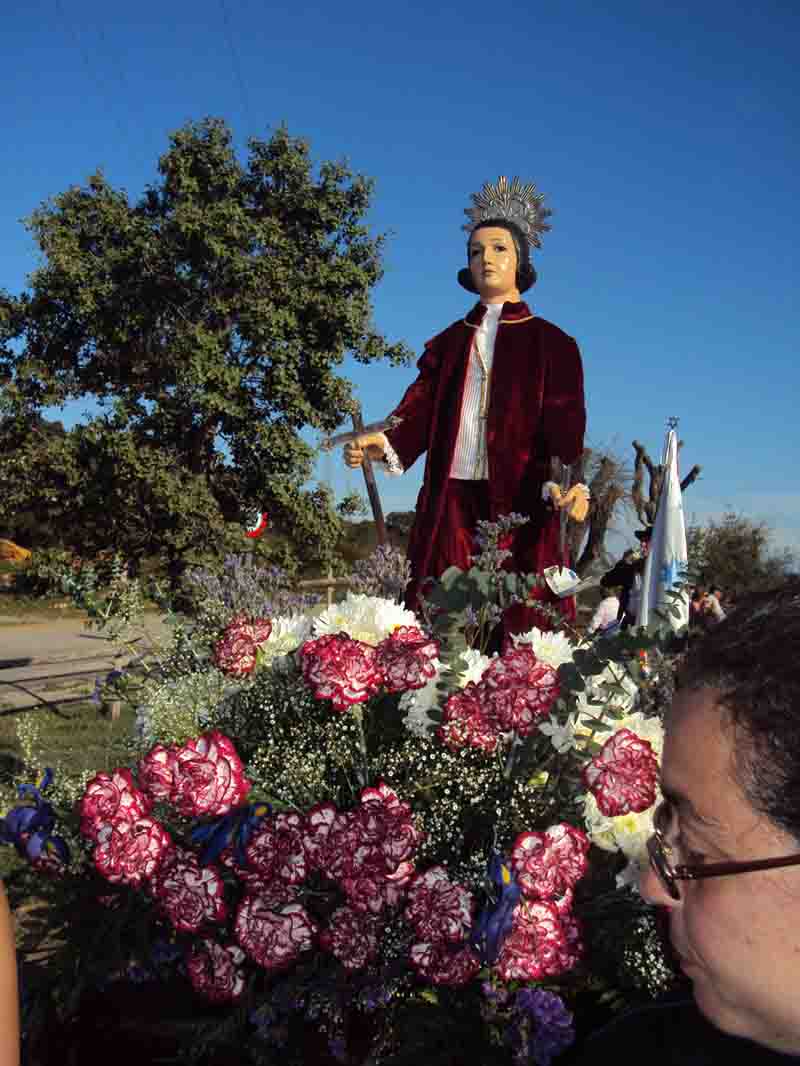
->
<box><xmin>558</xmin><ymin>461</ymin><xmax>572</xmax><ymax>574</ymax></box>
<box><xmin>320</xmin><ymin>416</ymin><xmax>401</xmax><ymax>452</ymax></box>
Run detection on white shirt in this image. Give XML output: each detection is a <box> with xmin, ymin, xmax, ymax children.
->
<box><xmin>587</xmin><ymin>595</ymin><xmax>621</xmax><ymax>634</ymax></box>
<box><xmin>380</xmin><ymin>302</ymin><xmax>504</xmax><ymax>480</ymax></box>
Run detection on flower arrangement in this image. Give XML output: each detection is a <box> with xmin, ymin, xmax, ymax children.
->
<box><xmin>5</xmin><ymin>530</ymin><xmax>683</xmax><ymax>1065</ymax></box>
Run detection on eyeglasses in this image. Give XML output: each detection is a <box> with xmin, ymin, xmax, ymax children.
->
<box><xmin>646</xmin><ymin>799</ymin><xmax>800</xmax><ymax>902</ymax></box>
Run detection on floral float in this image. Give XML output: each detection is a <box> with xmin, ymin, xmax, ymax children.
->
<box><xmin>2</xmin><ymin>529</ymin><xmax>681</xmax><ymax>1065</ymax></box>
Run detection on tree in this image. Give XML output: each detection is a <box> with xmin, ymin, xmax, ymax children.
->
<box><xmin>0</xmin><ymin>119</ymin><xmax>411</xmax><ymax>572</ymax></box>
<box><xmin>687</xmin><ymin>511</ymin><xmax>796</xmax><ymax>599</ymax></box>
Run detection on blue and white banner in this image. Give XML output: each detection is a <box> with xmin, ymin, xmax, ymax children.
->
<box><xmin>636</xmin><ymin>429</ymin><xmax>689</xmax><ymax>633</ymax></box>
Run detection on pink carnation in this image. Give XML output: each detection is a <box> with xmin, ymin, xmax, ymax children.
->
<box><xmin>93</xmin><ymin>816</ymin><xmax>171</xmax><ymax>886</ymax></box>
<box><xmin>235</xmin><ymin>898</ymin><xmax>317</xmax><ymax>972</ymax></box>
<box><xmin>245</xmin><ymin>812</ymin><xmax>308</xmax><ymax>885</ymax></box>
<box><xmin>79</xmin><ymin>769</ymin><xmax>152</xmax><ymax>841</ymax></box>
<box><xmin>186</xmin><ymin>939</ymin><xmax>246</xmax><ymax>1004</ymax></box>
<box><xmin>302</xmin><ymin>801</ymin><xmax>338</xmax><ymax>870</ymax></box>
<box><xmin>439</xmin><ymin>686</ymin><xmax>500</xmax><ymax>754</ymax></box>
<box><xmin>151</xmin><ymin>847</ymin><xmax>226</xmax><ymax>932</ymax></box>
<box><xmin>375</xmin><ymin>626</ymin><xmax>439</xmax><ymax>693</ymax></box>
<box><xmin>137</xmin><ymin>744</ymin><xmax>178</xmax><ymax>803</ymax></box>
<box><xmin>172</xmin><ymin>732</ymin><xmax>251</xmax><ymax>817</ymax></box>
<box><xmin>405</xmin><ymin>866</ymin><xmax>474</xmax><ymax>943</ymax></box>
<box><xmin>583</xmin><ymin>728</ymin><xmax>659</xmax><ymax>816</ymax></box>
<box><xmin>319</xmin><ymin>906</ymin><xmax>380</xmax><ymax>971</ymax></box>
<box><xmin>305</xmin><ymin>786</ymin><xmax>420</xmax><ymax>915</ymax></box>
<box><xmin>409</xmin><ymin>941</ymin><xmax>481</xmax><ymax>986</ymax></box>
<box><xmin>495</xmin><ymin>899</ymin><xmax>581</xmax><ymax>982</ymax></box>
<box><xmin>299</xmin><ymin>633</ymin><xmax>382</xmax><ymax>711</ymax></box>
<box><xmin>220</xmin><ymin>847</ymin><xmax>301</xmax><ymax>904</ymax></box>
<box><xmin>213</xmin><ymin>613</ymin><xmax>272</xmax><ymax>678</ymax></box>
<box><xmin>341</xmin><ymin>859</ymin><xmax>415</xmax><ymax>915</ymax></box>
<box><xmin>480</xmin><ymin>647</ymin><xmax>560</xmax><ymax>737</ymax></box>
<box><xmin>510</xmin><ymin>824</ymin><xmax>590</xmax><ymax>901</ymax></box>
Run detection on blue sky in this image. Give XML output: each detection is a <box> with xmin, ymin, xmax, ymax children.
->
<box><xmin>3</xmin><ymin>0</ymin><xmax>798</xmax><ymax>558</ymax></box>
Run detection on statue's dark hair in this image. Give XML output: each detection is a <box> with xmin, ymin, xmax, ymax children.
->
<box><xmin>457</xmin><ymin>218</ymin><xmax>537</xmax><ymax>295</ymax></box>
<box><xmin>680</xmin><ymin>578</ymin><xmax>800</xmax><ymax>842</ymax></box>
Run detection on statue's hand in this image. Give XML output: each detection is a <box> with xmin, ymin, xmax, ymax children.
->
<box><xmin>561</xmin><ymin>484</ymin><xmax>590</xmax><ymax>522</ymax></box>
<box><xmin>343</xmin><ymin>432</ymin><xmax>386</xmax><ymax>468</ymax></box>
<box><xmin>542</xmin><ymin>481</ymin><xmax>590</xmax><ymax>522</ymax></box>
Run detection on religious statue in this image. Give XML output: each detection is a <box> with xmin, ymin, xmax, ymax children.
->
<box><xmin>345</xmin><ymin>177</ymin><xmax>588</xmax><ymax>632</ymax></box>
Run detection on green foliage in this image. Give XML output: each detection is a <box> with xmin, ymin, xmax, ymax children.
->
<box><xmin>687</xmin><ymin>510</ymin><xmax>796</xmax><ymax>599</ymax></box>
<box><xmin>1</xmin><ymin>119</ymin><xmax>412</xmax><ymax>571</ymax></box>
<box><xmin>16</xmin><ymin>547</ymin><xmax>75</xmax><ymax>596</ymax></box>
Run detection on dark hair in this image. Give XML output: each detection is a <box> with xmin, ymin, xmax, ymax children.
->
<box><xmin>709</xmin><ymin>585</ymin><xmax>721</xmax><ymax>597</ymax></box>
<box><xmin>457</xmin><ymin>219</ymin><xmax>537</xmax><ymax>294</ymax></box>
<box><xmin>681</xmin><ymin>578</ymin><xmax>800</xmax><ymax>841</ymax></box>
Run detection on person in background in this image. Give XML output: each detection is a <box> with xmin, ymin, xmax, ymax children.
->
<box><xmin>587</xmin><ymin>584</ymin><xmax>622</xmax><ymax>636</ymax></box>
<box><xmin>689</xmin><ymin>586</ymin><xmax>707</xmax><ymax>629</ymax></box>
<box><xmin>601</xmin><ymin>528</ymin><xmax>652</xmax><ymax>628</ymax></box>
<box><xmin>572</xmin><ymin>579</ymin><xmax>800</xmax><ymax>1064</ymax></box>
<box><xmin>703</xmin><ymin>585</ymin><xmax>726</xmax><ymax>626</ymax></box>
<box><xmin>0</xmin><ymin>881</ymin><xmax>19</xmax><ymax>1066</ymax></box>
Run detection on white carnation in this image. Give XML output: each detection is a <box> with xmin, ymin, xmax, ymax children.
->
<box><xmin>312</xmin><ymin>593</ymin><xmax>418</xmax><ymax>646</ymax></box>
<box><xmin>511</xmin><ymin>627</ymin><xmax>575</xmax><ymax>669</ymax></box>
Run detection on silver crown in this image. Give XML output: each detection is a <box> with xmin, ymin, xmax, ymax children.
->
<box><xmin>462</xmin><ymin>176</ymin><xmax>551</xmax><ymax>249</ymax></box>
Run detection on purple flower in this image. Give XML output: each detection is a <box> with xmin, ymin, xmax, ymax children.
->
<box><xmin>509</xmin><ymin>988</ymin><xmax>575</xmax><ymax>1066</ymax></box>
<box><xmin>0</xmin><ymin>770</ymin><xmax>70</xmax><ymax>871</ymax></box>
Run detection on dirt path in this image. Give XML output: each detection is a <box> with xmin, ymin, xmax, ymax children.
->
<box><xmin>0</xmin><ymin>616</ymin><xmax>168</xmax><ymax>710</ymax></box>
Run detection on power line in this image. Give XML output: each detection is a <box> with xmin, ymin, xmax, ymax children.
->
<box><xmin>218</xmin><ymin>0</ymin><xmax>256</xmax><ymax>136</ymax></box>
<box><xmin>54</xmin><ymin>0</ymin><xmax>131</xmax><ymax>157</ymax></box>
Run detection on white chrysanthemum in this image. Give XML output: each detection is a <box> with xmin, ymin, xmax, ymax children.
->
<box><xmin>454</xmin><ymin>648</ymin><xmax>492</xmax><ymax>687</ymax></box>
<box><xmin>259</xmin><ymin>613</ymin><xmax>314</xmax><ymax>667</ymax></box>
<box><xmin>538</xmin><ymin>712</ymin><xmax>579</xmax><ymax>754</ymax></box>
<box><xmin>511</xmin><ymin>626</ymin><xmax>575</xmax><ymax>669</ymax></box>
<box><xmin>312</xmin><ymin>593</ymin><xmax>418</xmax><ymax>646</ymax></box>
<box><xmin>583</xmin><ymin>789</ymin><xmax>660</xmax><ymax>871</ymax></box>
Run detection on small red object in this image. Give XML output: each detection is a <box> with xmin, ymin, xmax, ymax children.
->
<box><xmin>245</xmin><ymin>511</ymin><xmax>268</xmax><ymax>539</ymax></box>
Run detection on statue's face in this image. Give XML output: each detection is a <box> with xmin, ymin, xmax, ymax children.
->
<box><xmin>468</xmin><ymin>226</ymin><xmax>519</xmax><ymax>302</ymax></box>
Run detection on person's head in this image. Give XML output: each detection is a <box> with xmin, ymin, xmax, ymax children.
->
<box><xmin>634</xmin><ymin>526</ymin><xmax>653</xmax><ymax>557</ymax></box>
<box><xmin>458</xmin><ymin>220</ymin><xmax>536</xmax><ymax>300</ymax></box>
<box><xmin>690</xmin><ymin>586</ymin><xmax>706</xmax><ymax>604</ymax></box>
<box><xmin>640</xmin><ymin>579</ymin><xmax>800</xmax><ymax>1052</ymax></box>
<box><xmin>709</xmin><ymin>585</ymin><xmax>722</xmax><ymax>602</ymax></box>
<box><xmin>622</xmin><ymin>549</ymin><xmax>636</xmax><ymax>564</ymax></box>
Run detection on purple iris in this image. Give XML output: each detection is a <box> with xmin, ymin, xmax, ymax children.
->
<box><xmin>470</xmin><ymin>852</ymin><xmax>522</xmax><ymax>965</ymax></box>
<box><xmin>0</xmin><ymin>769</ymin><xmax>70</xmax><ymax>867</ymax></box>
<box><xmin>190</xmin><ymin>801</ymin><xmax>271</xmax><ymax>867</ymax></box>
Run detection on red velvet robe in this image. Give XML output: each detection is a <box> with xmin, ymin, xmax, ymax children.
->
<box><xmin>384</xmin><ymin>300</ymin><xmax>586</xmax><ymax>621</ymax></box>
